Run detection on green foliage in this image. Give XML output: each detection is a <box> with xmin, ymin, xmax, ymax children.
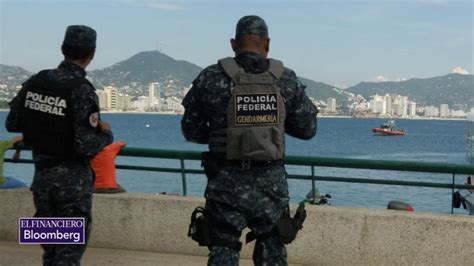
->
<box><xmin>0</xmin><ymin>100</ymin><xmax>10</xmax><ymax>109</ymax></box>
<box><xmin>299</xmin><ymin>77</ymin><xmax>347</xmax><ymax>103</ymax></box>
<box><xmin>89</xmin><ymin>51</ymin><xmax>202</xmax><ymax>88</ymax></box>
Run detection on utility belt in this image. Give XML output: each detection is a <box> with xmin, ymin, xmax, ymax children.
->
<box><xmin>201</xmin><ymin>152</ymin><xmax>284</xmax><ymax>179</ymax></box>
<box><xmin>188</xmin><ymin>203</ymin><xmax>307</xmax><ymax>250</ymax></box>
<box><xmin>223</xmin><ymin>159</ymin><xmax>284</xmax><ymax>169</ymax></box>
<box><xmin>34</xmin><ymin>157</ymin><xmax>88</xmax><ymax>171</ymax></box>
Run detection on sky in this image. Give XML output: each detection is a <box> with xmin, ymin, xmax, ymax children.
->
<box><xmin>0</xmin><ymin>0</ymin><xmax>472</xmax><ymax>88</ymax></box>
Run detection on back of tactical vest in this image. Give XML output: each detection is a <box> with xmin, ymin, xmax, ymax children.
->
<box><xmin>219</xmin><ymin>58</ymin><xmax>286</xmax><ymax>161</ymax></box>
<box><xmin>21</xmin><ymin>70</ymin><xmax>78</xmax><ymax>158</ymax></box>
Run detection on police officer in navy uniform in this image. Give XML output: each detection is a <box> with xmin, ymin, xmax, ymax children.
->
<box><xmin>182</xmin><ymin>15</ymin><xmax>318</xmax><ymax>265</ymax></box>
<box><xmin>6</xmin><ymin>25</ymin><xmax>113</xmax><ymax>265</ymax></box>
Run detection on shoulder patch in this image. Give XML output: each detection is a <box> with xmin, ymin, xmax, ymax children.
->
<box><xmin>89</xmin><ymin>112</ymin><xmax>99</xmax><ymax>128</ymax></box>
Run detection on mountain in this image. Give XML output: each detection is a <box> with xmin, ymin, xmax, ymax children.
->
<box><xmin>0</xmin><ymin>64</ymin><xmax>32</xmax><ymax>100</ymax></box>
<box><xmin>0</xmin><ymin>64</ymin><xmax>32</xmax><ymax>80</ymax></box>
<box><xmin>87</xmin><ymin>51</ymin><xmax>347</xmax><ymax>100</ymax></box>
<box><xmin>2</xmin><ymin>52</ymin><xmax>471</xmax><ymax>109</ymax></box>
<box><xmin>88</xmin><ymin>51</ymin><xmax>203</xmax><ymax>96</ymax></box>
<box><xmin>346</xmin><ymin>73</ymin><xmax>474</xmax><ymax>108</ymax></box>
<box><xmin>299</xmin><ymin>77</ymin><xmax>349</xmax><ymax>103</ymax></box>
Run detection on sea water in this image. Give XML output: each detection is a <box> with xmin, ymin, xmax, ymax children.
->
<box><xmin>1</xmin><ymin>112</ymin><xmax>469</xmax><ymax>214</ymax></box>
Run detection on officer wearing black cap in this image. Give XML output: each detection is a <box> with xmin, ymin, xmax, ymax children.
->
<box><xmin>182</xmin><ymin>15</ymin><xmax>318</xmax><ymax>265</ymax></box>
<box><xmin>6</xmin><ymin>25</ymin><xmax>113</xmax><ymax>265</ymax></box>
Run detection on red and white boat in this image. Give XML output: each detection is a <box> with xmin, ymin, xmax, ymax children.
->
<box><xmin>372</xmin><ymin>120</ymin><xmax>406</xmax><ymax>136</ymax></box>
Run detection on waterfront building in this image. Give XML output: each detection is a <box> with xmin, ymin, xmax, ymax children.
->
<box><xmin>164</xmin><ymin>96</ymin><xmax>184</xmax><ymax>113</ymax></box>
<box><xmin>368</xmin><ymin>94</ymin><xmax>414</xmax><ymax>117</ymax></box>
<box><xmin>392</xmin><ymin>95</ymin><xmax>408</xmax><ymax>117</ymax></box>
<box><xmin>148</xmin><ymin>82</ymin><xmax>161</xmax><ymax>111</ymax></box>
<box><xmin>424</xmin><ymin>106</ymin><xmax>439</xmax><ymax>117</ymax></box>
<box><xmin>104</xmin><ymin>86</ymin><xmax>118</xmax><ymax>110</ymax></box>
<box><xmin>327</xmin><ymin>97</ymin><xmax>336</xmax><ymax>113</ymax></box>
<box><xmin>117</xmin><ymin>94</ymin><xmax>132</xmax><ymax>111</ymax></box>
<box><xmin>440</xmin><ymin>104</ymin><xmax>450</xmax><ymax>118</ymax></box>
<box><xmin>369</xmin><ymin>94</ymin><xmax>387</xmax><ymax>114</ymax></box>
<box><xmin>384</xmin><ymin>94</ymin><xmax>393</xmax><ymax>115</ymax></box>
<box><xmin>450</xmin><ymin>109</ymin><xmax>466</xmax><ymax>118</ymax></box>
<box><xmin>132</xmin><ymin>96</ymin><xmax>148</xmax><ymax>111</ymax></box>
<box><xmin>408</xmin><ymin>101</ymin><xmax>417</xmax><ymax>117</ymax></box>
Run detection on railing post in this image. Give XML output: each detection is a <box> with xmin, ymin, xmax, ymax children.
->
<box><xmin>451</xmin><ymin>173</ymin><xmax>455</xmax><ymax>214</ymax></box>
<box><xmin>311</xmin><ymin>165</ymin><xmax>316</xmax><ymax>203</ymax></box>
<box><xmin>180</xmin><ymin>159</ymin><xmax>187</xmax><ymax>196</ymax></box>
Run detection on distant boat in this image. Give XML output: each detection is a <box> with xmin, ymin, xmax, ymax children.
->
<box><xmin>145</xmin><ymin>124</ymin><xmax>150</xmax><ymax>128</ymax></box>
<box><xmin>372</xmin><ymin>120</ymin><xmax>406</xmax><ymax>136</ymax></box>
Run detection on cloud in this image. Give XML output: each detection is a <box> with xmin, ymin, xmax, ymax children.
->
<box><xmin>120</xmin><ymin>0</ymin><xmax>185</xmax><ymax>11</ymax></box>
<box><xmin>374</xmin><ymin>75</ymin><xmax>388</xmax><ymax>82</ymax></box>
<box><xmin>452</xmin><ymin>67</ymin><xmax>470</xmax><ymax>75</ymax></box>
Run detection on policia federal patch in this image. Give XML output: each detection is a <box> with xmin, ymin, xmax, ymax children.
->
<box><xmin>24</xmin><ymin>91</ymin><xmax>67</xmax><ymax>116</ymax></box>
<box><xmin>235</xmin><ymin>93</ymin><xmax>279</xmax><ymax>125</ymax></box>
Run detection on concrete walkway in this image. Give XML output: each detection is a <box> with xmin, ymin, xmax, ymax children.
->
<box><xmin>0</xmin><ymin>241</ymin><xmax>302</xmax><ymax>266</ymax></box>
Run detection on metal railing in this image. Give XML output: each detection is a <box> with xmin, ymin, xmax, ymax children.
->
<box><xmin>6</xmin><ymin>146</ymin><xmax>474</xmax><ymax>213</ymax></box>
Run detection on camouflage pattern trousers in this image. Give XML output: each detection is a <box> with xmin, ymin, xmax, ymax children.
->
<box><xmin>205</xmin><ymin>165</ymin><xmax>289</xmax><ymax>266</ymax></box>
<box><xmin>32</xmin><ymin>163</ymin><xmax>94</xmax><ymax>266</ymax></box>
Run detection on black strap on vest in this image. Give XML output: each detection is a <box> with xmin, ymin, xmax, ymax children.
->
<box><xmin>218</xmin><ymin>57</ymin><xmax>284</xmax><ymax>82</ymax></box>
<box><xmin>267</xmin><ymin>59</ymin><xmax>284</xmax><ymax>80</ymax></box>
<box><xmin>218</xmin><ymin>57</ymin><xmax>241</xmax><ymax>82</ymax></box>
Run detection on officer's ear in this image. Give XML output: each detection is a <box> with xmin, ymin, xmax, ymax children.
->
<box><xmin>79</xmin><ymin>50</ymin><xmax>95</xmax><ymax>69</ymax></box>
<box><xmin>89</xmin><ymin>50</ymin><xmax>95</xmax><ymax>61</ymax></box>
<box><xmin>265</xmin><ymin>38</ymin><xmax>270</xmax><ymax>54</ymax></box>
<box><xmin>230</xmin><ymin>38</ymin><xmax>237</xmax><ymax>52</ymax></box>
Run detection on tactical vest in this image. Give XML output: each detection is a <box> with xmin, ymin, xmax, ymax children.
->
<box><xmin>21</xmin><ymin>70</ymin><xmax>87</xmax><ymax>159</ymax></box>
<box><xmin>209</xmin><ymin>57</ymin><xmax>286</xmax><ymax>161</ymax></box>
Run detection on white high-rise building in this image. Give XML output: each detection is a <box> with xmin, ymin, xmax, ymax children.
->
<box><xmin>392</xmin><ymin>95</ymin><xmax>408</xmax><ymax>117</ymax></box>
<box><xmin>400</xmin><ymin>96</ymin><xmax>408</xmax><ymax>117</ymax></box>
<box><xmin>368</xmin><ymin>94</ymin><xmax>412</xmax><ymax>117</ymax></box>
<box><xmin>326</xmin><ymin>97</ymin><xmax>336</xmax><ymax>112</ymax></box>
<box><xmin>384</xmin><ymin>94</ymin><xmax>393</xmax><ymax>115</ymax></box>
<box><xmin>117</xmin><ymin>94</ymin><xmax>132</xmax><ymax>111</ymax></box>
<box><xmin>440</xmin><ymin>104</ymin><xmax>450</xmax><ymax>118</ymax></box>
<box><xmin>451</xmin><ymin>110</ymin><xmax>466</xmax><ymax>117</ymax></box>
<box><xmin>424</xmin><ymin>106</ymin><xmax>439</xmax><ymax>117</ymax></box>
<box><xmin>164</xmin><ymin>97</ymin><xmax>184</xmax><ymax>113</ymax></box>
<box><xmin>148</xmin><ymin>82</ymin><xmax>161</xmax><ymax>110</ymax></box>
<box><xmin>132</xmin><ymin>96</ymin><xmax>149</xmax><ymax>111</ymax></box>
<box><xmin>104</xmin><ymin>86</ymin><xmax>118</xmax><ymax>110</ymax></box>
<box><xmin>369</xmin><ymin>94</ymin><xmax>387</xmax><ymax>114</ymax></box>
<box><xmin>408</xmin><ymin>101</ymin><xmax>417</xmax><ymax>117</ymax></box>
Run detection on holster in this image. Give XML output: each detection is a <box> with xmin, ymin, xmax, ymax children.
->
<box><xmin>201</xmin><ymin>152</ymin><xmax>220</xmax><ymax>179</ymax></box>
<box><xmin>245</xmin><ymin>203</ymin><xmax>307</xmax><ymax>245</ymax></box>
<box><xmin>277</xmin><ymin>203</ymin><xmax>306</xmax><ymax>244</ymax></box>
<box><xmin>188</xmin><ymin>207</ymin><xmax>211</xmax><ymax>246</ymax></box>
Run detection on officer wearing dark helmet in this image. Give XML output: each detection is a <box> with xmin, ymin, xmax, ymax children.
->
<box><xmin>6</xmin><ymin>25</ymin><xmax>113</xmax><ymax>265</ymax></box>
<box><xmin>182</xmin><ymin>15</ymin><xmax>318</xmax><ymax>265</ymax></box>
